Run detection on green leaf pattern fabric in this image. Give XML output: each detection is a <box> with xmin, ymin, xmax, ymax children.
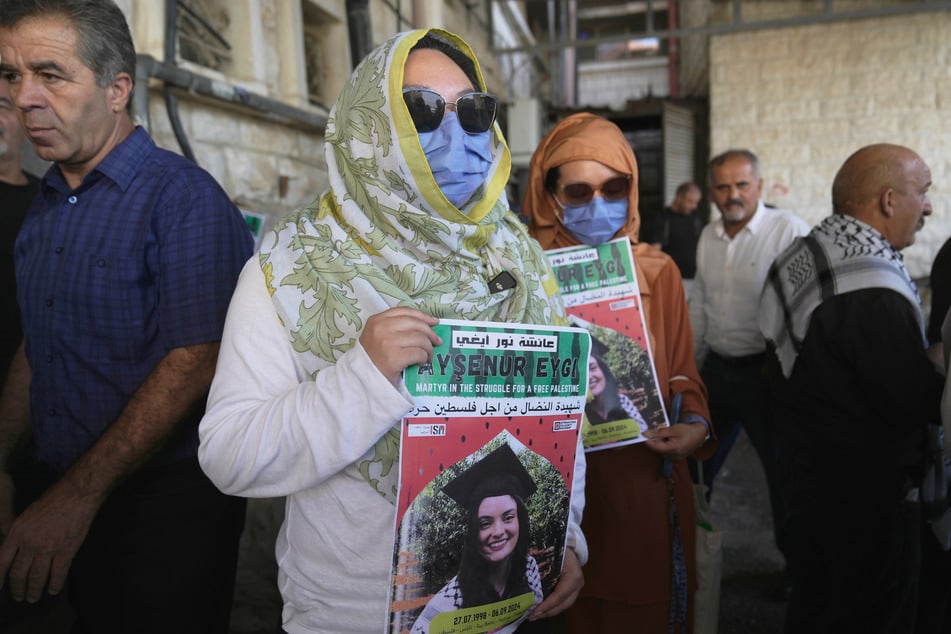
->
<box><xmin>259</xmin><ymin>29</ymin><xmax>565</xmax><ymax>504</ymax></box>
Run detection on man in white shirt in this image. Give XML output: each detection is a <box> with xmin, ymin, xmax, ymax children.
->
<box><xmin>689</xmin><ymin>148</ymin><xmax>809</xmax><ymax>599</ymax></box>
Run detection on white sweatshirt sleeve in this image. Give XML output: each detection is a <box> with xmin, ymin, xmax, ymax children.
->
<box><xmin>197</xmin><ymin>258</ymin><xmax>414</xmax><ymax>498</ymax></box>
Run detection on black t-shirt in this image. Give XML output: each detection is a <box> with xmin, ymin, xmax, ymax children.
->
<box><xmin>643</xmin><ymin>207</ymin><xmax>703</xmax><ymax>279</ymax></box>
<box><xmin>0</xmin><ymin>173</ymin><xmax>40</xmax><ymax>382</ymax></box>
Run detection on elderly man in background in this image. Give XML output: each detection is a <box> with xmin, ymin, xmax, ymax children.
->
<box><xmin>759</xmin><ymin>143</ymin><xmax>944</xmax><ymax>633</ymax></box>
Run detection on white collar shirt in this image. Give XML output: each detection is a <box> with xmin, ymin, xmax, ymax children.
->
<box><xmin>689</xmin><ymin>201</ymin><xmax>810</xmax><ymax>359</ymax></box>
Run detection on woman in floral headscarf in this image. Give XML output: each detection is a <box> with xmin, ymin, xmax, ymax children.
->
<box><xmin>197</xmin><ymin>29</ymin><xmax>586</xmax><ymax>633</ymax></box>
<box><xmin>522</xmin><ymin>113</ymin><xmax>714</xmax><ymax>633</ymax></box>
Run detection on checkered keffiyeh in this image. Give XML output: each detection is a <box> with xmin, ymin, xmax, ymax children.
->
<box><xmin>758</xmin><ymin>213</ymin><xmax>925</xmax><ymax>378</ymax></box>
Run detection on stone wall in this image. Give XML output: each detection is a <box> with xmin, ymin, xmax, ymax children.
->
<box><xmin>709</xmin><ymin>10</ymin><xmax>951</xmax><ymax>278</ymax></box>
<box><xmin>144</xmin><ymin>97</ymin><xmax>327</xmax><ymax>243</ymax></box>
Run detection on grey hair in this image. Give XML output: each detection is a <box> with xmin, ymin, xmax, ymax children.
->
<box><xmin>708</xmin><ymin>149</ymin><xmax>760</xmax><ymax>185</ymax></box>
<box><xmin>0</xmin><ymin>0</ymin><xmax>136</xmax><ymax>112</ymax></box>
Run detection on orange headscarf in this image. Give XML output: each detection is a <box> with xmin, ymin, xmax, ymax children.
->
<box><xmin>522</xmin><ymin>113</ymin><xmax>640</xmax><ymax>250</ymax></box>
<box><xmin>522</xmin><ymin>114</ymin><xmax>715</xmax><ymax>612</ymax></box>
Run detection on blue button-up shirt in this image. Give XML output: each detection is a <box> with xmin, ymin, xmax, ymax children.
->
<box><xmin>17</xmin><ymin>127</ymin><xmax>253</xmax><ymax>472</ymax></box>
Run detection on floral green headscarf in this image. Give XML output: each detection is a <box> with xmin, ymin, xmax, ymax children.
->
<box><xmin>258</xmin><ymin>28</ymin><xmax>565</xmax><ymax>502</ymax></box>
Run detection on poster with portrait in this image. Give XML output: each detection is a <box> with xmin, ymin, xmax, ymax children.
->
<box><xmin>545</xmin><ymin>236</ymin><xmax>670</xmax><ymax>452</ymax></box>
<box><xmin>386</xmin><ymin>319</ymin><xmax>590</xmax><ymax>634</ymax></box>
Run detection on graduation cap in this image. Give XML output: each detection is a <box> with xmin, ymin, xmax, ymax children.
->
<box><xmin>589</xmin><ymin>333</ymin><xmax>608</xmax><ymax>359</ymax></box>
<box><xmin>442</xmin><ymin>443</ymin><xmax>537</xmax><ymax>512</ymax></box>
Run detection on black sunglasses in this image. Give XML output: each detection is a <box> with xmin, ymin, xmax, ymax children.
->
<box><xmin>402</xmin><ymin>88</ymin><xmax>499</xmax><ymax>134</ymax></box>
<box><xmin>557</xmin><ymin>175</ymin><xmax>632</xmax><ymax>206</ymax></box>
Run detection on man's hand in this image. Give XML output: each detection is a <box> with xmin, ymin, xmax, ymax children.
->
<box><xmin>0</xmin><ymin>479</ymin><xmax>100</xmax><ymax>603</ymax></box>
<box><xmin>0</xmin><ymin>342</ymin><xmax>219</xmax><ymax>604</ymax></box>
<box><xmin>644</xmin><ymin>421</ymin><xmax>708</xmax><ymax>460</ymax></box>
<box><xmin>528</xmin><ymin>547</ymin><xmax>583</xmax><ymax>620</ymax></box>
<box><xmin>360</xmin><ymin>307</ymin><xmax>441</xmax><ymax>385</ymax></box>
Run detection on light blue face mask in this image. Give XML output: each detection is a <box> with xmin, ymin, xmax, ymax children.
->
<box><xmin>418</xmin><ymin>111</ymin><xmax>494</xmax><ymax>208</ymax></box>
<box><xmin>562</xmin><ymin>197</ymin><xmax>629</xmax><ymax>246</ymax></box>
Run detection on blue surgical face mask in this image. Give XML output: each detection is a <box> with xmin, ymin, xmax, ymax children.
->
<box><xmin>562</xmin><ymin>197</ymin><xmax>629</xmax><ymax>246</ymax></box>
<box><xmin>418</xmin><ymin>111</ymin><xmax>493</xmax><ymax>208</ymax></box>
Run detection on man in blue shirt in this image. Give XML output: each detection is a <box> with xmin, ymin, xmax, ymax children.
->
<box><xmin>0</xmin><ymin>1</ymin><xmax>253</xmax><ymax>632</ymax></box>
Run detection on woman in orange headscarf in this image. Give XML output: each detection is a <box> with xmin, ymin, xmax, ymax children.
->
<box><xmin>522</xmin><ymin>112</ymin><xmax>715</xmax><ymax>633</ymax></box>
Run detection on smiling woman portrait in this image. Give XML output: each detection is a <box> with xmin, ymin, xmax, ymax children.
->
<box><xmin>411</xmin><ymin>443</ymin><xmax>544</xmax><ymax>634</ymax></box>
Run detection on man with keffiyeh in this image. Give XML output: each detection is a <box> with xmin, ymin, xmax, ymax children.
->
<box><xmin>758</xmin><ymin>143</ymin><xmax>945</xmax><ymax>633</ymax></box>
